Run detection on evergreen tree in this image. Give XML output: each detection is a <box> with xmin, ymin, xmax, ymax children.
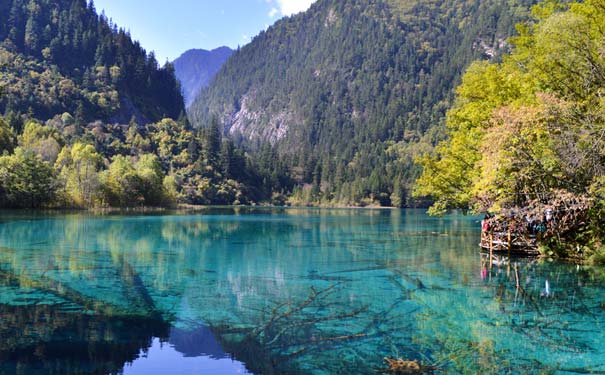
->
<box><xmin>0</xmin><ymin>0</ymin><xmax>185</xmax><ymax>123</ymax></box>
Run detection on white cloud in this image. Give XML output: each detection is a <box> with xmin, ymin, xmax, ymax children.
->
<box><xmin>268</xmin><ymin>7</ymin><xmax>279</xmax><ymax>18</ymax></box>
<box><xmin>270</xmin><ymin>0</ymin><xmax>316</xmax><ymax>17</ymax></box>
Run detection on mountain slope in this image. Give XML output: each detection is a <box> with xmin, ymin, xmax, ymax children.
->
<box><xmin>0</xmin><ymin>0</ymin><xmax>269</xmax><ymax>210</ymax></box>
<box><xmin>0</xmin><ymin>0</ymin><xmax>184</xmax><ymax>124</ymax></box>
<box><xmin>173</xmin><ymin>47</ymin><xmax>233</xmax><ymax>108</ymax></box>
<box><xmin>189</xmin><ymin>0</ymin><xmax>537</xmax><ymax>206</ymax></box>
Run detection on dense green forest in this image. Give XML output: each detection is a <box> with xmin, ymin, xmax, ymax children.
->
<box><xmin>0</xmin><ymin>115</ymin><xmax>279</xmax><ymax>208</ymax></box>
<box><xmin>0</xmin><ymin>0</ymin><xmax>184</xmax><ymax>123</ymax></box>
<box><xmin>190</xmin><ymin>0</ymin><xmax>537</xmax><ymax>207</ymax></box>
<box><xmin>0</xmin><ymin>0</ymin><xmax>280</xmax><ymax>208</ymax></box>
<box><xmin>414</xmin><ymin>0</ymin><xmax>605</xmax><ymax>259</ymax></box>
<box><xmin>7</xmin><ymin>0</ymin><xmax>599</xmax><ymax>220</ymax></box>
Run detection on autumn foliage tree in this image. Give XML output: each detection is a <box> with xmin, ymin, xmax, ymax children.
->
<box><xmin>0</xmin><ymin>147</ymin><xmax>55</xmax><ymax>208</ymax></box>
<box><xmin>414</xmin><ymin>0</ymin><xmax>605</xmax><ymax>255</ymax></box>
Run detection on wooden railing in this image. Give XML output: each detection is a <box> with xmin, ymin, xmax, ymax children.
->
<box><xmin>480</xmin><ymin>229</ymin><xmax>539</xmax><ymax>256</ymax></box>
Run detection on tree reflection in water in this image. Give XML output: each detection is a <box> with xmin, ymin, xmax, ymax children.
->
<box><xmin>1</xmin><ymin>210</ymin><xmax>605</xmax><ymax>375</ymax></box>
<box><xmin>0</xmin><ymin>303</ymin><xmax>170</xmax><ymax>375</ymax></box>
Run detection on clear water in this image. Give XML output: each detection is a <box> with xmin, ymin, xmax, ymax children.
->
<box><xmin>0</xmin><ymin>208</ymin><xmax>604</xmax><ymax>375</ymax></box>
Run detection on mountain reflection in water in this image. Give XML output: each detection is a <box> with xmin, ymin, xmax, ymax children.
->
<box><xmin>0</xmin><ymin>208</ymin><xmax>605</xmax><ymax>375</ymax></box>
<box><xmin>0</xmin><ymin>302</ymin><xmax>252</xmax><ymax>375</ymax></box>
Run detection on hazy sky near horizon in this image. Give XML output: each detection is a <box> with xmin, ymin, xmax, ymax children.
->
<box><xmin>93</xmin><ymin>0</ymin><xmax>317</xmax><ymax>63</ymax></box>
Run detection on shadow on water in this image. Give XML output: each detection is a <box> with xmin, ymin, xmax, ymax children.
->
<box><xmin>0</xmin><ymin>303</ymin><xmax>261</xmax><ymax>375</ymax></box>
<box><xmin>0</xmin><ymin>261</ymin><xmax>256</xmax><ymax>375</ymax></box>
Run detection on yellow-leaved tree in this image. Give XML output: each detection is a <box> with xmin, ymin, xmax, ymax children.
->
<box><xmin>414</xmin><ymin>0</ymin><xmax>605</xmax><ymax>214</ymax></box>
<box><xmin>414</xmin><ymin>0</ymin><xmax>605</xmax><ymax>257</ymax></box>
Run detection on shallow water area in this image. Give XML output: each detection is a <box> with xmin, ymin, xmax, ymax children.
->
<box><xmin>0</xmin><ymin>207</ymin><xmax>604</xmax><ymax>375</ymax></box>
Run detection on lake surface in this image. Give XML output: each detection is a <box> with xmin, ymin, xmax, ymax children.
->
<box><xmin>0</xmin><ymin>208</ymin><xmax>604</xmax><ymax>375</ymax></box>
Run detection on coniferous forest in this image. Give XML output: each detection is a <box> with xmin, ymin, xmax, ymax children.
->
<box><xmin>0</xmin><ymin>0</ymin><xmax>540</xmax><ymax>210</ymax></box>
<box><xmin>0</xmin><ymin>0</ymin><xmax>183</xmax><ymax>122</ymax></box>
<box><xmin>190</xmin><ymin>0</ymin><xmax>537</xmax><ymax>207</ymax></box>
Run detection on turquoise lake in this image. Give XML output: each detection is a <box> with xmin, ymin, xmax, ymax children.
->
<box><xmin>1</xmin><ymin>208</ymin><xmax>604</xmax><ymax>374</ymax></box>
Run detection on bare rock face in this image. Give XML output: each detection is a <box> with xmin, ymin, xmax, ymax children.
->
<box><xmin>226</xmin><ymin>92</ymin><xmax>293</xmax><ymax>145</ymax></box>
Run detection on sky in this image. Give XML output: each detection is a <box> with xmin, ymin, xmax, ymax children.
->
<box><xmin>93</xmin><ymin>0</ymin><xmax>317</xmax><ymax>63</ymax></box>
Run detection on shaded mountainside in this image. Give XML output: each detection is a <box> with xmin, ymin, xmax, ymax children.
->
<box><xmin>0</xmin><ymin>0</ymin><xmax>184</xmax><ymax>124</ymax></box>
<box><xmin>173</xmin><ymin>46</ymin><xmax>233</xmax><ymax>108</ymax></box>
<box><xmin>189</xmin><ymin>0</ymin><xmax>537</xmax><ymax>207</ymax></box>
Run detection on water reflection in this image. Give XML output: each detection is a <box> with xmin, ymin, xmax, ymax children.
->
<box><xmin>0</xmin><ymin>303</ymin><xmax>169</xmax><ymax>375</ymax></box>
<box><xmin>410</xmin><ymin>254</ymin><xmax>605</xmax><ymax>373</ymax></box>
<box><xmin>0</xmin><ymin>209</ymin><xmax>604</xmax><ymax>374</ymax></box>
<box><xmin>123</xmin><ymin>338</ymin><xmax>251</xmax><ymax>375</ymax></box>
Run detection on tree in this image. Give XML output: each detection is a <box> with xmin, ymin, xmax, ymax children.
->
<box><xmin>162</xmin><ymin>175</ymin><xmax>179</xmax><ymax>206</ymax></box>
<box><xmin>201</xmin><ymin>116</ymin><xmax>222</xmax><ymax>173</ymax></box>
<box><xmin>413</xmin><ymin>60</ymin><xmax>535</xmax><ymax>214</ymax></box>
<box><xmin>18</xmin><ymin>121</ymin><xmax>64</xmax><ymax>163</ymax></box>
<box><xmin>0</xmin><ymin>147</ymin><xmax>55</xmax><ymax>208</ymax></box>
<box><xmin>414</xmin><ymin>0</ymin><xmax>605</xmax><ymax>222</ymax></box>
<box><xmin>136</xmin><ymin>154</ymin><xmax>165</xmax><ymax>206</ymax></box>
<box><xmin>24</xmin><ymin>0</ymin><xmax>40</xmax><ymax>53</ymax></box>
<box><xmin>101</xmin><ymin>155</ymin><xmax>143</xmax><ymax>207</ymax></box>
<box><xmin>55</xmin><ymin>142</ymin><xmax>103</xmax><ymax>207</ymax></box>
<box><xmin>0</xmin><ymin>118</ymin><xmax>15</xmax><ymax>154</ymax></box>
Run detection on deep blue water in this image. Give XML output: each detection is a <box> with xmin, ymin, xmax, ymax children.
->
<box><xmin>0</xmin><ymin>208</ymin><xmax>604</xmax><ymax>374</ymax></box>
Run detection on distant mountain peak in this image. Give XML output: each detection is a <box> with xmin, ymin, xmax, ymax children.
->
<box><xmin>173</xmin><ymin>46</ymin><xmax>234</xmax><ymax>108</ymax></box>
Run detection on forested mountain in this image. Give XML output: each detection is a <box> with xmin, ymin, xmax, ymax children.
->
<box><xmin>173</xmin><ymin>47</ymin><xmax>233</xmax><ymax>108</ymax></box>
<box><xmin>0</xmin><ymin>0</ymin><xmax>276</xmax><ymax>209</ymax></box>
<box><xmin>0</xmin><ymin>0</ymin><xmax>184</xmax><ymax>124</ymax></box>
<box><xmin>189</xmin><ymin>0</ymin><xmax>537</xmax><ymax>207</ymax></box>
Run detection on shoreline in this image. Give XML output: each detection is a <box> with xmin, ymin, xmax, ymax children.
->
<box><xmin>0</xmin><ymin>204</ymin><xmax>423</xmax><ymax>213</ymax></box>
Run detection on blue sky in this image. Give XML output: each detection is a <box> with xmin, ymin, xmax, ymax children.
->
<box><xmin>93</xmin><ymin>0</ymin><xmax>317</xmax><ymax>63</ymax></box>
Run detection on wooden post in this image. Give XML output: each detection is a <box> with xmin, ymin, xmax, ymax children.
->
<box><xmin>508</xmin><ymin>229</ymin><xmax>512</xmax><ymax>258</ymax></box>
<box><xmin>489</xmin><ymin>232</ymin><xmax>493</xmax><ymax>269</ymax></box>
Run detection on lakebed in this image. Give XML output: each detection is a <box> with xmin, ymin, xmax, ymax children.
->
<box><xmin>0</xmin><ymin>208</ymin><xmax>603</xmax><ymax>374</ymax></box>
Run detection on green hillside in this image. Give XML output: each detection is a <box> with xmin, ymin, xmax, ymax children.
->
<box><xmin>0</xmin><ymin>0</ymin><xmax>184</xmax><ymax>123</ymax></box>
<box><xmin>414</xmin><ymin>0</ymin><xmax>605</xmax><ymax>259</ymax></box>
<box><xmin>189</xmin><ymin>0</ymin><xmax>536</xmax><ymax>207</ymax></box>
<box><xmin>0</xmin><ymin>0</ymin><xmax>274</xmax><ymax>209</ymax></box>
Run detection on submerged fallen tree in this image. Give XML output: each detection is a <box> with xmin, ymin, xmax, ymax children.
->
<box><xmin>381</xmin><ymin>357</ymin><xmax>444</xmax><ymax>375</ymax></box>
<box><xmin>202</xmin><ymin>281</ymin><xmax>439</xmax><ymax>375</ymax></box>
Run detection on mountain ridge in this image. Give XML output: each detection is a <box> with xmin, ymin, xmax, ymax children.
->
<box><xmin>173</xmin><ymin>46</ymin><xmax>233</xmax><ymax>108</ymax></box>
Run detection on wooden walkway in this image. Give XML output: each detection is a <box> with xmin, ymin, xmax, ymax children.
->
<box><xmin>479</xmin><ymin>230</ymin><xmax>540</xmax><ymax>256</ymax></box>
